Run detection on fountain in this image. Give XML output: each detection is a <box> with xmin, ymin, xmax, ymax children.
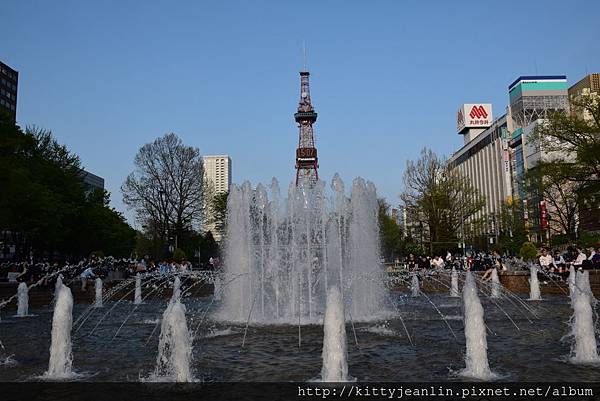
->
<box><xmin>450</xmin><ymin>268</ymin><xmax>459</xmax><ymax>297</ymax></box>
<box><xmin>528</xmin><ymin>265</ymin><xmax>542</xmax><ymax>301</ymax></box>
<box><xmin>320</xmin><ymin>286</ymin><xmax>350</xmax><ymax>382</ymax></box>
<box><xmin>94</xmin><ymin>278</ymin><xmax>103</xmax><ymax>308</ymax></box>
<box><xmin>568</xmin><ymin>266</ymin><xmax>576</xmax><ymax>298</ymax></box>
<box><xmin>54</xmin><ymin>275</ymin><xmax>63</xmax><ymax>303</ymax></box>
<box><xmin>134</xmin><ymin>274</ymin><xmax>142</xmax><ymax>305</ymax></box>
<box><xmin>151</xmin><ymin>280</ymin><xmax>193</xmax><ymax>382</ymax></box>
<box><xmin>566</xmin><ymin>271</ymin><xmax>599</xmax><ymax>364</ymax></box>
<box><xmin>579</xmin><ymin>271</ymin><xmax>594</xmax><ymax>298</ymax></box>
<box><xmin>490</xmin><ymin>269</ymin><xmax>501</xmax><ymax>299</ymax></box>
<box><xmin>44</xmin><ymin>283</ymin><xmax>74</xmax><ymax>379</ymax></box>
<box><xmin>16</xmin><ymin>283</ymin><xmax>28</xmax><ymax>317</ymax></box>
<box><xmin>216</xmin><ymin>176</ymin><xmax>387</xmax><ymax>324</ymax></box>
<box><xmin>213</xmin><ymin>274</ymin><xmax>222</xmax><ymax>301</ymax></box>
<box><xmin>411</xmin><ymin>274</ymin><xmax>420</xmax><ymax>297</ymax></box>
<box><xmin>172</xmin><ymin>276</ymin><xmax>181</xmax><ymax>301</ymax></box>
<box><xmin>460</xmin><ymin>272</ymin><xmax>495</xmax><ymax>380</ymax></box>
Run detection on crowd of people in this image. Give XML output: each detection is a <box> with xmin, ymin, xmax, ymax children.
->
<box><xmin>398</xmin><ymin>251</ymin><xmax>508</xmax><ymax>272</ymax></box>
<box><xmin>394</xmin><ymin>245</ymin><xmax>600</xmax><ymax>276</ymax></box>
<box><xmin>0</xmin><ymin>255</ymin><xmax>221</xmax><ymax>286</ymax></box>
<box><xmin>537</xmin><ymin>246</ymin><xmax>600</xmax><ymax>273</ymax></box>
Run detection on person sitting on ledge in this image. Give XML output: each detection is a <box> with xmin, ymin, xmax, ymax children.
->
<box><xmin>538</xmin><ymin>248</ymin><xmax>555</xmax><ymax>273</ymax></box>
<box><xmin>592</xmin><ymin>247</ymin><xmax>600</xmax><ymax>269</ymax></box>
<box><xmin>552</xmin><ymin>249</ymin><xmax>566</xmax><ymax>275</ymax></box>
<box><xmin>573</xmin><ymin>248</ymin><xmax>587</xmax><ymax>271</ymax></box>
<box><xmin>80</xmin><ymin>265</ymin><xmax>96</xmax><ymax>291</ymax></box>
<box><xmin>431</xmin><ymin>255</ymin><xmax>445</xmax><ymax>269</ymax></box>
<box><xmin>482</xmin><ymin>251</ymin><xmax>502</xmax><ymax>281</ymax></box>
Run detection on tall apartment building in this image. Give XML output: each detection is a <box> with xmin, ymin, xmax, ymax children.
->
<box><xmin>448</xmin><ymin>105</ymin><xmax>512</xmax><ymax>241</ymax></box>
<box><xmin>202</xmin><ymin>155</ymin><xmax>232</xmax><ymax>240</ymax></box>
<box><xmin>0</xmin><ymin>61</ymin><xmax>18</xmax><ymax>121</ymax></box>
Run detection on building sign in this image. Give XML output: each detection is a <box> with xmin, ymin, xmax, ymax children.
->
<box><xmin>540</xmin><ymin>200</ymin><xmax>549</xmax><ymax>229</ymax></box>
<box><xmin>457</xmin><ymin>104</ymin><xmax>493</xmax><ymax>133</ymax></box>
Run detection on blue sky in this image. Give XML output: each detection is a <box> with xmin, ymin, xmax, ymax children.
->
<box><xmin>2</xmin><ymin>1</ymin><xmax>599</xmax><ymax>224</ymax></box>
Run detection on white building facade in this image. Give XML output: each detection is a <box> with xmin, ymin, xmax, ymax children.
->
<box><xmin>448</xmin><ymin>106</ymin><xmax>512</xmax><ymax>242</ymax></box>
<box><xmin>203</xmin><ymin>155</ymin><xmax>232</xmax><ymax>240</ymax></box>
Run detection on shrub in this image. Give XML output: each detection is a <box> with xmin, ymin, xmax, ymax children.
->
<box><xmin>173</xmin><ymin>248</ymin><xmax>187</xmax><ymax>263</ymax></box>
<box><xmin>519</xmin><ymin>241</ymin><xmax>537</xmax><ymax>262</ymax></box>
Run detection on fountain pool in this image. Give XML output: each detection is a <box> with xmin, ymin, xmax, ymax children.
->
<box><xmin>0</xmin><ymin>289</ymin><xmax>598</xmax><ymax>382</ymax></box>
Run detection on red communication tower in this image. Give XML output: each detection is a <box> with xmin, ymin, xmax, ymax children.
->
<box><xmin>294</xmin><ymin>70</ymin><xmax>319</xmax><ymax>185</ymax></box>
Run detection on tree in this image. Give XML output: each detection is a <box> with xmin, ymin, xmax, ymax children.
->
<box><xmin>531</xmin><ymin>94</ymin><xmax>600</xmax><ymax>200</ymax></box>
<box><xmin>377</xmin><ymin>199</ymin><xmax>402</xmax><ymax>262</ymax></box>
<box><xmin>525</xmin><ymin>166</ymin><xmax>580</xmax><ymax>240</ymax></box>
<box><xmin>77</xmin><ymin>189</ymin><xmax>136</xmax><ymax>258</ymax></box>
<box><xmin>0</xmin><ymin>115</ymin><xmax>135</xmax><ymax>259</ymax></box>
<box><xmin>202</xmin><ymin>184</ymin><xmax>228</xmax><ymax>240</ymax></box>
<box><xmin>201</xmin><ymin>231</ymin><xmax>219</xmax><ymax>262</ymax></box>
<box><xmin>401</xmin><ymin>148</ymin><xmax>485</xmax><ymax>253</ymax></box>
<box><xmin>524</xmin><ymin>94</ymin><xmax>600</xmax><ymax>241</ymax></box>
<box><xmin>496</xmin><ymin>200</ymin><xmax>528</xmax><ymax>255</ymax></box>
<box><xmin>122</xmin><ymin>133</ymin><xmax>204</xmax><ymax>257</ymax></box>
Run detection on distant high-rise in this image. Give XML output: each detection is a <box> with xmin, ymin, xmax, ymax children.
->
<box><xmin>203</xmin><ymin>155</ymin><xmax>232</xmax><ymax>194</ymax></box>
<box><xmin>508</xmin><ymin>76</ymin><xmax>569</xmax><ymax>200</ymax></box>
<box><xmin>507</xmin><ymin>75</ymin><xmax>570</xmax><ymax>242</ymax></box>
<box><xmin>568</xmin><ymin>73</ymin><xmax>600</xmax><ymax>233</ymax></box>
<box><xmin>203</xmin><ymin>155</ymin><xmax>232</xmax><ymax>240</ymax></box>
<box><xmin>508</xmin><ymin>75</ymin><xmax>569</xmax><ymax>131</ymax></box>
<box><xmin>0</xmin><ymin>61</ymin><xmax>18</xmax><ymax>121</ymax></box>
<box><xmin>80</xmin><ymin>169</ymin><xmax>105</xmax><ymax>195</ymax></box>
<box><xmin>568</xmin><ymin>73</ymin><xmax>600</xmax><ymax>121</ymax></box>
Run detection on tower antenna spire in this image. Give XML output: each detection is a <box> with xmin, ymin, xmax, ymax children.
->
<box><xmin>302</xmin><ymin>40</ymin><xmax>307</xmax><ymax>72</ymax></box>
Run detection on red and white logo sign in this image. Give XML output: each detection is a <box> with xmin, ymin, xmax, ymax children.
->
<box><xmin>469</xmin><ymin>105</ymin><xmax>488</xmax><ymax>119</ymax></box>
<box><xmin>457</xmin><ymin>104</ymin><xmax>493</xmax><ymax>133</ymax></box>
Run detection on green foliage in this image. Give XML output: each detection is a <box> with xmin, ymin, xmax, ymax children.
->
<box><xmin>0</xmin><ymin>115</ymin><xmax>136</xmax><ymax>259</ymax></box>
<box><xmin>200</xmin><ymin>231</ymin><xmax>219</xmax><ymax>262</ymax></box>
<box><xmin>211</xmin><ymin>191</ymin><xmax>228</xmax><ymax>239</ymax></box>
<box><xmin>90</xmin><ymin>250</ymin><xmax>105</xmax><ymax>258</ymax></box>
<box><xmin>378</xmin><ymin>199</ymin><xmax>402</xmax><ymax>261</ymax></box>
<box><xmin>519</xmin><ymin>241</ymin><xmax>537</xmax><ymax>261</ymax></box>
<box><xmin>404</xmin><ymin>242</ymin><xmax>424</xmax><ymax>256</ymax></box>
<box><xmin>172</xmin><ymin>248</ymin><xmax>187</xmax><ymax>263</ymax></box>
<box><xmin>496</xmin><ymin>200</ymin><xmax>528</xmax><ymax>255</ymax></box>
<box><xmin>577</xmin><ymin>232</ymin><xmax>600</xmax><ymax>248</ymax></box>
<box><xmin>550</xmin><ymin>234</ymin><xmax>569</xmax><ymax>246</ymax></box>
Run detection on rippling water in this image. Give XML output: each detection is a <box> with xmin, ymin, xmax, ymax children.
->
<box><xmin>0</xmin><ymin>292</ymin><xmax>598</xmax><ymax>381</ymax></box>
